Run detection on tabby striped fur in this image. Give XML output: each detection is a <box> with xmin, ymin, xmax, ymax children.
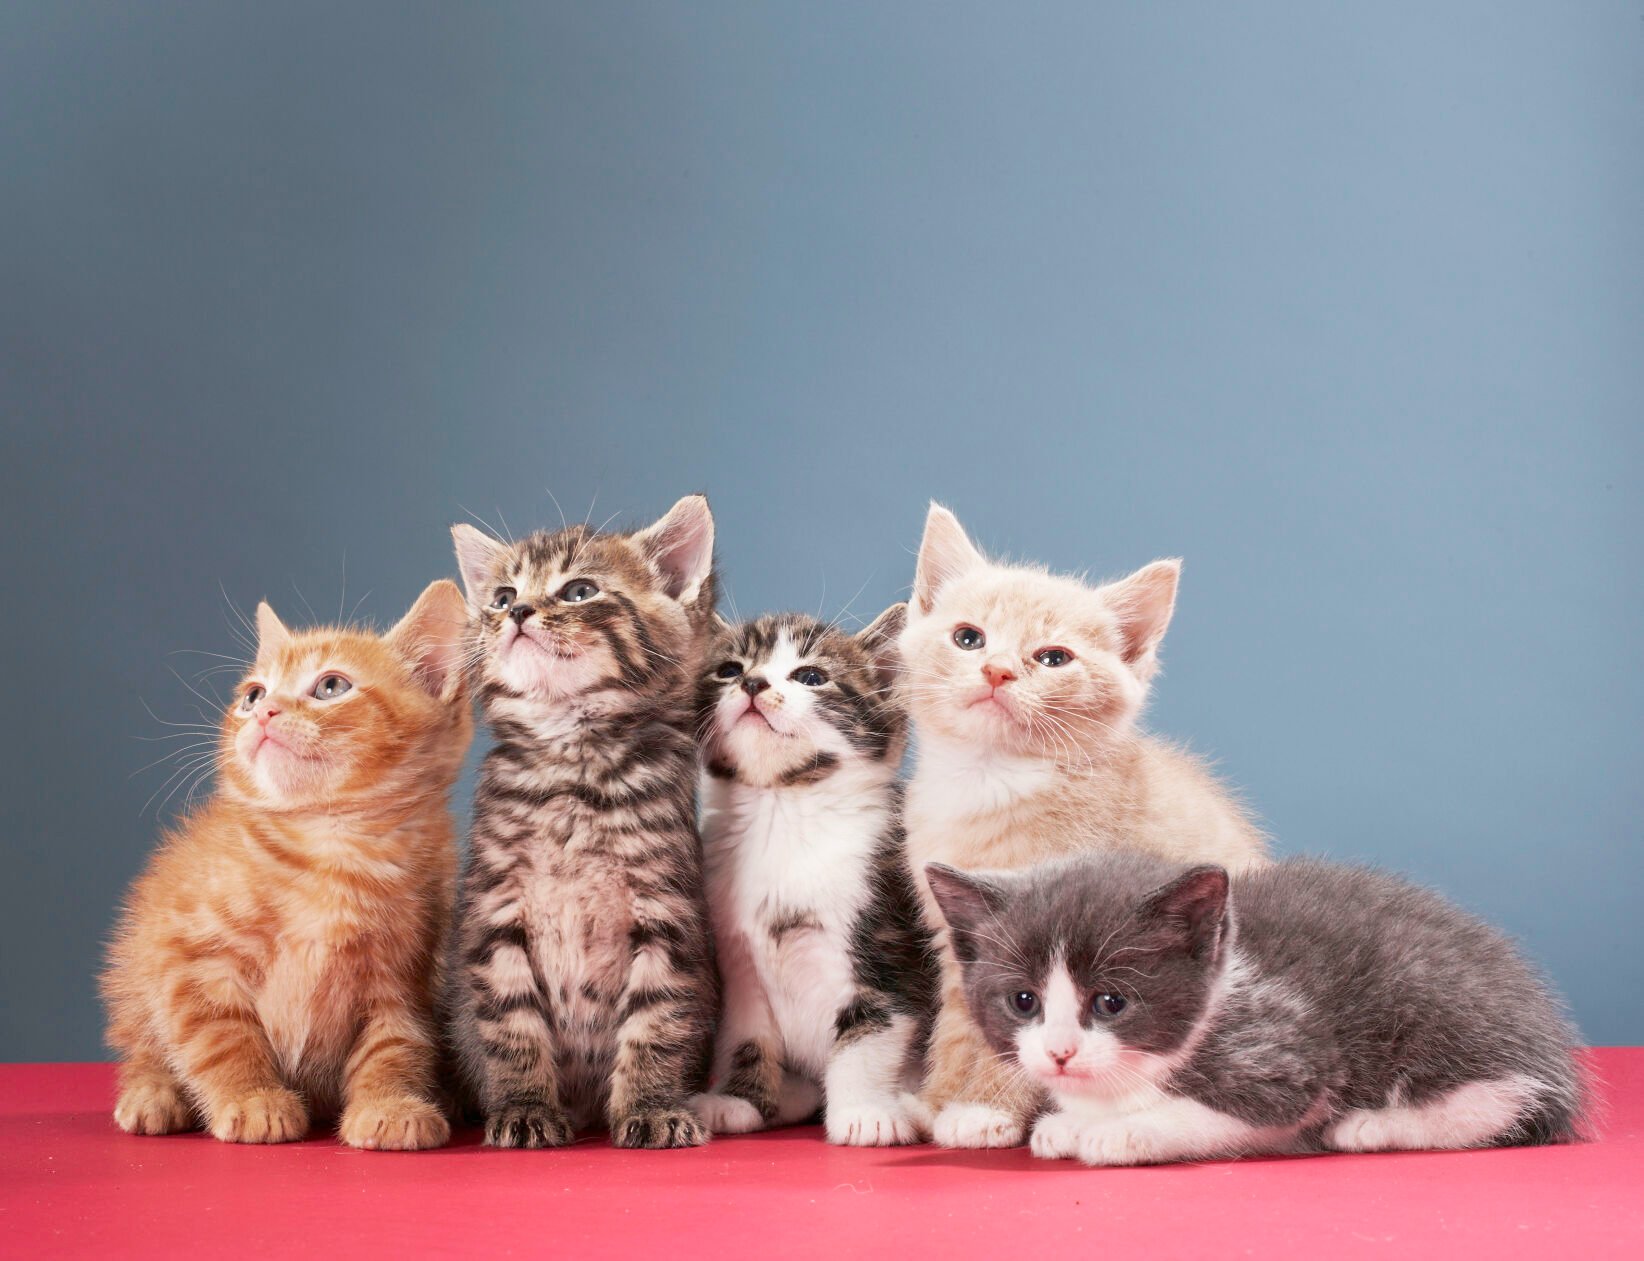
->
<box><xmin>447</xmin><ymin>497</ymin><xmax>719</xmax><ymax>1149</ymax></box>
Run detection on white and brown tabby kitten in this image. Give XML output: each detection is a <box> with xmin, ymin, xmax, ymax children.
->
<box><xmin>927</xmin><ymin>853</ymin><xmax>1585</xmax><ymax>1166</ymax></box>
<box><xmin>688</xmin><ymin>608</ymin><xmax>938</xmax><ymax>1146</ymax></box>
<box><xmin>901</xmin><ymin>504</ymin><xmax>1269</xmax><ymax>1149</ymax></box>
<box><xmin>446</xmin><ymin>496</ymin><xmax>719</xmax><ymax>1149</ymax></box>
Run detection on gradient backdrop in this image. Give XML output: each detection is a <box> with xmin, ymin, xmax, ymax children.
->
<box><xmin>3</xmin><ymin>3</ymin><xmax>1640</xmax><ymax>1059</ymax></box>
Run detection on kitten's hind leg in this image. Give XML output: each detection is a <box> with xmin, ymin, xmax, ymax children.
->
<box><xmin>113</xmin><ymin>1046</ymin><xmax>194</xmax><ymax>1136</ymax></box>
<box><xmin>689</xmin><ymin>933</ymin><xmax>782</xmax><ymax>1134</ymax></box>
<box><xmin>824</xmin><ymin>1000</ymin><xmax>925</xmax><ymax>1146</ymax></box>
<box><xmin>1325</xmin><ymin>1076</ymin><xmax>1546</xmax><ymax>1153</ymax></box>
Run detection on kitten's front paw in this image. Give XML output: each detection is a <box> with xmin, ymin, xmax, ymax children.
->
<box><xmin>689</xmin><ymin>1092</ymin><xmax>766</xmax><ymax>1135</ymax></box>
<box><xmin>340</xmin><ymin>1096</ymin><xmax>450</xmax><ymax>1151</ymax></box>
<box><xmin>209</xmin><ymin>1088</ymin><xmax>308</xmax><ymax>1144</ymax></box>
<box><xmin>1325</xmin><ymin>1108</ymin><xmax>1394</xmax><ymax>1153</ymax></box>
<box><xmin>826</xmin><ymin>1099</ymin><xmax>925</xmax><ymax>1147</ymax></box>
<box><xmin>484</xmin><ymin>1100</ymin><xmax>574</xmax><ymax>1149</ymax></box>
<box><xmin>1075</xmin><ymin>1121</ymin><xmax>1158</xmax><ymax>1167</ymax></box>
<box><xmin>114</xmin><ymin>1081</ymin><xmax>192</xmax><ymax>1136</ymax></box>
<box><xmin>932</xmin><ymin>1102</ymin><xmax>1025</xmax><ymax>1149</ymax></box>
<box><xmin>1028</xmin><ymin>1110</ymin><xmax>1084</xmax><ymax>1161</ymax></box>
<box><xmin>613</xmin><ymin>1107</ymin><xmax>709</xmax><ymax>1149</ymax></box>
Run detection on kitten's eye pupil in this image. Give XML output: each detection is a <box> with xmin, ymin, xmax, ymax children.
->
<box><xmin>560</xmin><ymin>580</ymin><xmax>599</xmax><ymax>603</ymax></box>
<box><xmin>792</xmin><ymin>667</ymin><xmax>827</xmax><ymax>687</ymax></box>
<box><xmin>715</xmin><ymin>661</ymin><xmax>744</xmax><ymax>680</ymax></box>
<box><xmin>1094</xmin><ymin>993</ymin><xmax>1127</xmax><ymax>1018</ymax></box>
<box><xmin>1035</xmin><ymin>648</ymin><xmax>1074</xmax><ymax>668</ymax></box>
<box><xmin>953</xmin><ymin>625</ymin><xmax>986</xmax><ymax>651</ymax></box>
<box><xmin>491</xmin><ymin>587</ymin><xmax>515</xmax><ymax>610</ymax></box>
<box><xmin>313</xmin><ymin>674</ymin><xmax>353</xmax><ymax>700</ymax></box>
<box><xmin>1011</xmin><ymin>991</ymin><xmax>1040</xmax><ymax>1016</ymax></box>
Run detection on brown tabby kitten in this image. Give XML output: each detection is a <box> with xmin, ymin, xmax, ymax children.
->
<box><xmin>103</xmin><ymin>582</ymin><xmax>471</xmax><ymax>1149</ymax></box>
<box><xmin>447</xmin><ymin>496</ymin><xmax>720</xmax><ymax>1149</ymax></box>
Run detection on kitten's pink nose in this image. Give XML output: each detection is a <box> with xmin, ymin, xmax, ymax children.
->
<box><xmin>981</xmin><ymin>660</ymin><xmax>1017</xmax><ymax>688</ymax></box>
<box><xmin>256</xmin><ymin>705</ymin><xmax>280</xmax><ymax>727</ymax></box>
<box><xmin>1047</xmin><ymin>1047</ymin><xmax>1074</xmax><ymax>1069</ymax></box>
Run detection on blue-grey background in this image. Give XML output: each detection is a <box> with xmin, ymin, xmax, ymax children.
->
<box><xmin>2</xmin><ymin>2</ymin><xmax>1640</xmax><ymax>1060</ymax></box>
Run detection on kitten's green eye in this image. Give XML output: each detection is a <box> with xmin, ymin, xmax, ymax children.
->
<box><xmin>240</xmin><ymin>686</ymin><xmax>265</xmax><ymax>712</ymax></box>
<box><xmin>791</xmin><ymin>666</ymin><xmax>828</xmax><ymax>687</ymax></box>
<box><xmin>1010</xmin><ymin>990</ymin><xmax>1040</xmax><ymax>1017</ymax></box>
<box><xmin>1035</xmin><ymin>647</ymin><xmax>1074</xmax><ymax>668</ymax></box>
<box><xmin>953</xmin><ymin>625</ymin><xmax>986</xmax><ymax>651</ymax></box>
<box><xmin>491</xmin><ymin>587</ymin><xmax>516</xmax><ymax>611</ymax></box>
<box><xmin>1092</xmin><ymin>993</ymin><xmax>1127</xmax><ymax>1018</ymax></box>
<box><xmin>560</xmin><ymin>580</ymin><xmax>600</xmax><ymax>603</ymax></box>
<box><xmin>715</xmin><ymin>661</ymin><xmax>744</xmax><ymax>680</ymax></box>
<box><xmin>313</xmin><ymin>674</ymin><xmax>353</xmax><ymax>700</ymax></box>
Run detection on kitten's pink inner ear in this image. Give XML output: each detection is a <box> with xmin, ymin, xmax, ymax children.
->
<box><xmin>636</xmin><ymin>494</ymin><xmax>715</xmax><ymax>602</ymax></box>
<box><xmin>388</xmin><ymin>579</ymin><xmax>469</xmax><ymax>699</ymax></box>
<box><xmin>255</xmin><ymin>601</ymin><xmax>292</xmax><ymax>660</ymax></box>
<box><xmin>450</xmin><ymin>523</ymin><xmax>510</xmax><ymax>606</ymax></box>
<box><xmin>913</xmin><ymin>504</ymin><xmax>984</xmax><ymax>613</ymax></box>
<box><xmin>1110</xmin><ymin>559</ymin><xmax>1181</xmax><ymax>665</ymax></box>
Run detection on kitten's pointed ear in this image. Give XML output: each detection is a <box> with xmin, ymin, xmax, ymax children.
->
<box><xmin>913</xmin><ymin>504</ymin><xmax>985</xmax><ymax>613</ymax></box>
<box><xmin>1104</xmin><ymin>559</ymin><xmax>1181</xmax><ymax>676</ymax></box>
<box><xmin>633</xmin><ymin>494</ymin><xmax>715</xmax><ymax>604</ymax></box>
<box><xmin>255</xmin><ymin>601</ymin><xmax>292</xmax><ymax>660</ymax></box>
<box><xmin>1142</xmin><ymin>865</ymin><xmax>1230</xmax><ymax>962</ymax></box>
<box><xmin>925</xmin><ymin>863</ymin><xmax>1008</xmax><ymax>963</ymax></box>
<box><xmin>712</xmin><ymin>611</ymin><xmax>733</xmax><ymax>633</ymax></box>
<box><xmin>450</xmin><ymin>524</ymin><xmax>511</xmax><ymax>606</ymax></box>
<box><xmin>854</xmin><ymin>602</ymin><xmax>907</xmax><ymax>688</ymax></box>
<box><xmin>387</xmin><ymin>579</ymin><xmax>470</xmax><ymax>700</ymax></box>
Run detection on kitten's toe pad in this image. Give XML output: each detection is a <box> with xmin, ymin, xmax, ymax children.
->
<box><xmin>114</xmin><ymin>1082</ymin><xmax>192</xmax><ymax>1136</ymax></box>
<box><xmin>209</xmin><ymin>1088</ymin><xmax>309</xmax><ymax>1144</ymax></box>
<box><xmin>689</xmin><ymin>1092</ymin><xmax>766</xmax><ymax>1135</ymax></box>
<box><xmin>613</xmin><ymin>1106</ymin><xmax>709</xmax><ymax>1149</ymax></box>
<box><xmin>484</xmin><ymin>1100</ymin><xmax>574</xmax><ymax>1149</ymax></box>
<box><xmin>340</xmin><ymin>1096</ymin><xmax>450</xmax><ymax>1151</ymax></box>
<box><xmin>826</xmin><ymin>1099</ymin><xmax>925</xmax><ymax>1147</ymax></box>
<box><xmin>932</xmin><ymin>1103</ymin><xmax>1024</xmax><ymax>1149</ymax></box>
<box><xmin>1029</xmin><ymin>1111</ymin><xmax>1084</xmax><ymax>1160</ymax></box>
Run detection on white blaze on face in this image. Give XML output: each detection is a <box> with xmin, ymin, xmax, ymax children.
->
<box><xmin>715</xmin><ymin>630</ymin><xmax>852</xmax><ymax>784</ymax></box>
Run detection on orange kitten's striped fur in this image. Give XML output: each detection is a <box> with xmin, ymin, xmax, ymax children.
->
<box><xmin>102</xmin><ymin>581</ymin><xmax>472</xmax><ymax>1150</ymax></box>
<box><xmin>899</xmin><ymin>506</ymin><xmax>1269</xmax><ymax>1149</ymax></box>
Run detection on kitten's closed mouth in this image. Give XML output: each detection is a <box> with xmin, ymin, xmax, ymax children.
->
<box><xmin>510</xmin><ymin>629</ymin><xmax>580</xmax><ymax>660</ymax></box>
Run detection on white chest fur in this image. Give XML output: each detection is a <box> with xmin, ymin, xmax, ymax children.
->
<box><xmin>702</xmin><ymin>767</ymin><xmax>891</xmax><ymax>1077</ymax></box>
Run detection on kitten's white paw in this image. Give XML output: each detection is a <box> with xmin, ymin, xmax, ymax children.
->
<box><xmin>688</xmin><ymin>1092</ymin><xmax>766</xmax><ymax>1135</ymax></box>
<box><xmin>825</xmin><ymin>1099</ymin><xmax>924</xmax><ymax>1147</ymax></box>
<box><xmin>932</xmin><ymin>1102</ymin><xmax>1024</xmax><ymax>1149</ymax></box>
<box><xmin>1325</xmin><ymin>1108</ymin><xmax>1393</xmax><ymax>1152</ymax></box>
<box><xmin>1074</xmin><ymin>1121</ymin><xmax>1158</xmax><ymax>1167</ymax></box>
<box><xmin>1029</xmin><ymin>1110</ymin><xmax>1084</xmax><ymax>1161</ymax></box>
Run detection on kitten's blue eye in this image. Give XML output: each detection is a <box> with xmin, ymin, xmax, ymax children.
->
<box><xmin>791</xmin><ymin>667</ymin><xmax>828</xmax><ymax>687</ymax></box>
<box><xmin>491</xmin><ymin>587</ymin><xmax>515</xmax><ymax>610</ymax></box>
<box><xmin>1035</xmin><ymin>647</ymin><xmax>1074</xmax><ymax>668</ymax></box>
<box><xmin>1011</xmin><ymin>991</ymin><xmax>1040</xmax><ymax>1017</ymax></box>
<box><xmin>715</xmin><ymin>661</ymin><xmax>744</xmax><ymax>680</ymax></box>
<box><xmin>1093</xmin><ymin>993</ymin><xmax>1127</xmax><ymax>1018</ymax></box>
<box><xmin>313</xmin><ymin>674</ymin><xmax>353</xmax><ymax>700</ymax></box>
<box><xmin>953</xmin><ymin>625</ymin><xmax>985</xmax><ymax>651</ymax></box>
<box><xmin>559</xmin><ymin>580</ymin><xmax>599</xmax><ymax>603</ymax></box>
<box><xmin>240</xmin><ymin>686</ymin><xmax>265</xmax><ymax>712</ymax></box>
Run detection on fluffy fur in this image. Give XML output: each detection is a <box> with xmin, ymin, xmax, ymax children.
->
<box><xmin>447</xmin><ymin>496</ymin><xmax>720</xmax><ymax>1149</ymax></box>
<box><xmin>900</xmin><ymin>504</ymin><xmax>1269</xmax><ymax>1147</ymax></box>
<box><xmin>927</xmin><ymin>853</ymin><xmax>1586</xmax><ymax>1166</ymax></box>
<box><xmin>688</xmin><ymin>608</ymin><xmax>938</xmax><ymax>1146</ymax></box>
<box><xmin>103</xmin><ymin>582</ymin><xmax>472</xmax><ymax>1149</ymax></box>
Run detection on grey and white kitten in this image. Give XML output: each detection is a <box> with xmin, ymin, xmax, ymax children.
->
<box><xmin>446</xmin><ymin>496</ymin><xmax>719</xmax><ymax>1149</ymax></box>
<box><xmin>688</xmin><ymin>608</ymin><xmax>939</xmax><ymax>1145</ymax></box>
<box><xmin>926</xmin><ymin>853</ymin><xmax>1585</xmax><ymax>1166</ymax></box>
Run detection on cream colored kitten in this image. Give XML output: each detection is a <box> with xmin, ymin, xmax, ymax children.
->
<box><xmin>900</xmin><ymin>504</ymin><xmax>1268</xmax><ymax>1150</ymax></box>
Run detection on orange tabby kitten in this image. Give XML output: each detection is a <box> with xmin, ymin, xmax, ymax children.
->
<box><xmin>102</xmin><ymin>581</ymin><xmax>471</xmax><ymax>1149</ymax></box>
<box><xmin>900</xmin><ymin>505</ymin><xmax>1269</xmax><ymax>1149</ymax></box>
